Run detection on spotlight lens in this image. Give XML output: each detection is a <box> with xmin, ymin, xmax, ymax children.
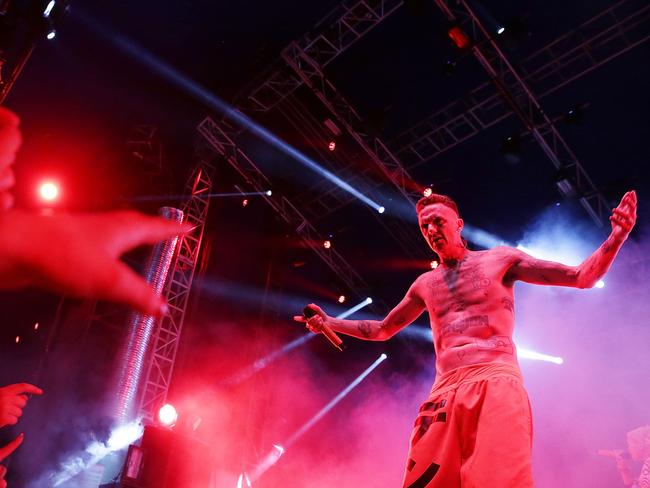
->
<box><xmin>423</xmin><ymin>188</ymin><xmax>433</xmax><ymax>197</ymax></box>
<box><xmin>266</xmin><ymin>190</ymin><xmax>273</xmax><ymax>196</ymax></box>
<box><xmin>378</xmin><ymin>206</ymin><xmax>385</xmax><ymax>214</ymax></box>
<box><xmin>595</xmin><ymin>280</ymin><xmax>605</xmax><ymax>289</ymax></box>
<box><xmin>46</xmin><ymin>30</ymin><xmax>56</xmax><ymax>40</ymax></box>
<box><xmin>430</xmin><ymin>260</ymin><xmax>439</xmax><ymax>269</ymax></box>
<box><xmin>338</xmin><ymin>295</ymin><xmax>346</xmax><ymax>303</ymax></box>
<box><xmin>39</xmin><ymin>181</ymin><xmax>59</xmax><ymax>201</ymax></box>
<box><xmin>323</xmin><ymin>240</ymin><xmax>331</xmax><ymax>249</ymax></box>
<box><xmin>328</xmin><ymin>141</ymin><xmax>336</xmax><ymax>151</ymax></box>
<box><xmin>158</xmin><ymin>403</ymin><xmax>178</xmax><ymax>426</ymax></box>
<box><xmin>366</xmin><ymin>297</ymin><xmax>373</xmax><ymax>304</ymax></box>
<box><xmin>497</xmin><ymin>26</ymin><xmax>505</xmax><ymax>35</ymax></box>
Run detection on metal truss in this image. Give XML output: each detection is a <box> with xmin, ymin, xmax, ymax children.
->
<box><xmin>391</xmin><ymin>0</ymin><xmax>648</xmax><ymax>226</ymax></box>
<box><xmin>197</xmin><ymin>115</ymin><xmax>377</xmax><ymax>300</ymax></box>
<box><xmin>126</xmin><ymin>125</ymin><xmax>165</xmax><ymax>175</ymax></box>
<box><xmin>137</xmin><ymin>160</ymin><xmax>213</xmax><ymax>423</ymax></box>
<box><xmin>391</xmin><ymin>0</ymin><xmax>649</xmax><ymax>166</ymax></box>
<box><xmin>276</xmin><ymin>50</ymin><xmax>428</xmax><ymax>258</ymax></box>
<box><xmin>239</xmin><ymin>0</ymin><xmax>403</xmax><ymax>112</ymax></box>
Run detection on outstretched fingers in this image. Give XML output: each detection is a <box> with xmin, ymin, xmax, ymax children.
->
<box><xmin>0</xmin><ymin>433</ymin><xmax>23</xmax><ymax>461</ymax></box>
<box><xmin>107</xmin><ymin>211</ymin><xmax>193</xmax><ymax>254</ymax></box>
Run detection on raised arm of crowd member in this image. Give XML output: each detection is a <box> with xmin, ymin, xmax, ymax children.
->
<box><xmin>0</xmin><ymin>433</ymin><xmax>24</xmax><ymax>487</ymax></box>
<box><xmin>505</xmin><ymin>191</ymin><xmax>637</xmax><ymax>288</ymax></box>
<box><xmin>0</xmin><ymin>210</ymin><xmax>192</xmax><ymax>316</ymax></box>
<box><xmin>0</xmin><ymin>106</ymin><xmax>21</xmax><ymax>211</ymax></box>
<box><xmin>0</xmin><ymin>383</ymin><xmax>43</xmax><ymax>428</ymax></box>
<box><xmin>293</xmin><ymin>279</ymin><xmax>426</xmax><ymax>341</ymax></box>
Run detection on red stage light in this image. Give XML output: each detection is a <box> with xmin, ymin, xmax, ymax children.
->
<box><xmin>39</xmin><ymin>181</ymin><xmax>60</xmax><ymax>202</ymax></box>
<box><xmin>158</xmin><ymin>403</ymin><xmax>178</xmax><ymax>427</ymax></box>
<box><xmin>242</xmin><ymin>198</ymin><xmax>249</xmax><ymax>207</ymax></box>
<box><xmin>328</xmin><ymin>141</ymin><xmax>336</xmax><ymax>151</ymax></box>
<box><xmin>423</xmin><ymin>188</ymin><xmax>433</xmax><ymax>197</ymax></box>
<box><xmin>15</xmin><ymin>336</ymin><xmax>20</xmax><ymax>344</ymax></box>
<box><xmin>447</xmin><ymin>26</ymin><xmax>471</xmax><ymax>50</ymax></box>
<box><xmin>323</xmin><ymin>240</ymin><xmax>332</xmax><ymax>249</ymax></box>
<box><xmin>338</xmin><ymin>295</ymin><xmax>346</xmax><ymax>304</ymax></box>
<box><xmin>430</xmin><ymin>260</ymin><xmax>439</xmax><ymax>269</ymax></box>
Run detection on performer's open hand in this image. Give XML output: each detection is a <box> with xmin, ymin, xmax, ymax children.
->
<box><xmin>293</xmin><ymin>303</ymin><xmax>327</xmax><ymax>334</ymax></box>
<box><xmin>0</xmin><ymin>210</ymin><xmax>192</xmax><ymax>315</ymax></box>
<box><xmin>610</xmin><ymin>190</ymin><xmax>637</xmax><ymax>240</ymax></box>
<box><xmin>0</xmin><ymin>383</ymin><xmax>43</xmax><ymax>428</ymax></box>
<box><xmin>0</xmin><ymin>107</ymin><xmax>21</xmax><ymax>212</ymax></box>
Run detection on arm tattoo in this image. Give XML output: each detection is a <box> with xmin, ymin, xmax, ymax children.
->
<box><xmin>357</xmin><ymin>320</ymin><xmax>373</xmax><ymax>338</ymax></box>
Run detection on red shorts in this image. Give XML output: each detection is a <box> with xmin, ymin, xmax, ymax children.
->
<box><xmin>402</xmin><ymin>362</ymin><xmax>534</xmax><ymax>488</ymax></box>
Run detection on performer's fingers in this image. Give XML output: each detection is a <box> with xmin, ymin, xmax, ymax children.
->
<box><xmin>307</xmin><ymin>303</ymin><xmax>325</xmax><ymax>316</ymax></box>
<box><xmin>98</xmin><ymin>261</ymin><xmax>168</xmax><ymax>316</ymax></box>
<box><xmin>293</xmin><ymin>315</ymin><xmax>306</xmax><ymax>323</ymax></box>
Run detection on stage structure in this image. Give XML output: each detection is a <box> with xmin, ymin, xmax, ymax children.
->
<box><xmin>228</xmin><ymin>0</ymin><xmax>647</xmax><ymax>243</ymax></box>
<box><xmin>135</xmin><ymin>160</ymin><xmax>214</xmax><ymax>423</ymax></box>
<box><xmin>197</xmin><ymin>117</ymin><xmax>376</xmax><ymax>303</ymax></box>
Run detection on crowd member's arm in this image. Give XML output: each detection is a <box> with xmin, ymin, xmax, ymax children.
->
<box><xmin>505</xmin><ymin>191</ymin><xmax>637</xmax><ymax>288</ymax></box>
<box><xmin>293</xmin><ymin>280</ymin><xmax>426</xmax><ymax>341</ymax></box>
<box><xmin>0</xmin><ymin>210</ymin><xmax>192</xmax><ymax>315</ymax></box>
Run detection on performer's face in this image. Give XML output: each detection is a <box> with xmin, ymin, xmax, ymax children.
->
<box><xmin>418</xmin><ymin>203</ymin><xmax>464</xmax><ymax>255</ymax></box>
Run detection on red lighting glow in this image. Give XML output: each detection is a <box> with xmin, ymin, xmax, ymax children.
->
<box><xmin>328</xmin><ymin>141</ymin><xmax>336</xmax><ymax>151</ymax></box>
<box><xmin>323</xmin><ymin>240</ymin><xmax>332</xmax><ymax>249</ymax></box>
<box><xmin>338</xmin><ymin>295</ymin><xmax>346</xmax><ymax>304</ymax></box>
<box><xmin>447</xmin><ymin>26</ymin><xmax>471</xmax><ymax>50</ymax></box>
<box><xmin>242</xmin><ymin>199</ymin><xmax>249</xmax><ymax>207</ymax></box>
<box><xmin>158</xmin><ymin>403</ymin><xmax>178</xmax><ymax>427</ymax></box>
<box><xmin>15</xmin><ymin>336</ymin><xmax>20</xmax><ymax>344</ymax></box>
<box><xmin>423</xmin><ymin>188</ymin><xmax>433</xmax><ymax>197</ymax></box>
<box><xmin>430</xmin><ymin>261</ymin><xmax>439</xmax><ymax>269</ymax></box>
<box><xmin>39</xmin><ymin>181</ymin><xmax>60</xmax><ymax>202</ymax></box>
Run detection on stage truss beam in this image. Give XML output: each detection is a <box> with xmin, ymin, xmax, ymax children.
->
<box><xmin>137</xmin><ymin>161</ymin><xmax>213</xmax><ymax>423</ymax></box>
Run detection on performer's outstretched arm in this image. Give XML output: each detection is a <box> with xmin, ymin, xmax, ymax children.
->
<box><xmin>506</xmin><ymin>191</ymin><xmax>637</xmax><ymax>289</ymax></box>
<box><xmin>294</xmin><ymin>280</ymin><xmax>426</xmax><ymax>341</ymax></box>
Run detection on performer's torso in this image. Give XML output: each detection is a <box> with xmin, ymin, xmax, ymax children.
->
<box><xmin>415</xmin><ymin>247</ymin><xmax>519</xmax><ymax>375</ymax></box>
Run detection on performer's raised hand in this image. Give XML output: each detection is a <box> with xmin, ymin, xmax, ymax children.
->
<box><xmin>293</xmin><ymin>303</ymin><xmax>327</xmax><ymax>334</ymax></box>
<box><xmin>610</xmin><ymin>190</ymin><xmax>637</xmax><ymax>240</ymax></box>
<box><xmin>0</xmin><ymin>210</ymin><xmax>192</xmax><ymax>315</ymax></box>
<box><xmin>0</xmin><ymin>383</ymin><xmax>43</xmax><ymax>428</ymax></box>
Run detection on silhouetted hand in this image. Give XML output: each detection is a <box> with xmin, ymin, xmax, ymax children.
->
<box><xmin>0</xmin><ymin>433</ymin><xmax>24</xmax><ymax>487</ymax></box>
<box><xmin>0</xmin><ymin>107</ymin><xmax>21</xmax><ymax>211</ymax></box>
<box><xmin>0</xmin><ymin>383</ymin><xmax>43</xmax><ymax>428</ymax></box>
<box><xmin>0</xmin><ymin>210</ymin><xmax>192</xmax><ymax>315</ymax></box>
<box><xmin>293</xmin><ymin>303</ymin><xmax>328</xmax><ymax>334</ymax></box>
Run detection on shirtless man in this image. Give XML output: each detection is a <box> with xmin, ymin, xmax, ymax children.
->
<box><xmin>294</xmin><ymin>191</ymin><xmax>637</xmax><ymax>487</ymax></box>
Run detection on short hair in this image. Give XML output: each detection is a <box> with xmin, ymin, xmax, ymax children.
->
<box><xmin>415</xmin><ymin>193</ymin><xmax>460</xmax><ymax>216</ymax></box>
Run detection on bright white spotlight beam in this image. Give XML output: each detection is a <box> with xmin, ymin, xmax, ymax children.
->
<box><xmin>251</xmin><ymin>354</ymin><xmax>388</xmax><ymax>482</ymax></box>
<box><xmin>517</xmin><ymin>347</ymin><xmax>564</xmax><ymax>365</ymax></box>
<box><xmin>219</xmin><ymin>298</ymin><xmax>374</xmax><ymax>387</ymax></box>
<box><xmin>75</xmin><ymin>9</ymin><xmax>384</xmax><ymax>214</ymax></box>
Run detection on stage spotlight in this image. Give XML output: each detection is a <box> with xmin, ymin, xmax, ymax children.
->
<box><xmin>447</xmin><ymin>25</ymin><xmax>471</xmax><ymax>50</ymax></box>
<box><xmin>34</xmin><ymin>322</ymin><xmax>39</xmax><ymax>330</ymax></box>
<box><xmin>39</xmin><ymin>180</ymin><xmax>60</xmax><ymax>202</ymax></box>
<box><xmin>323</xmin><ymin>240</ymin><xmax>332</xmax><ymax>249</ymax></box>
<box><xmin>266</xmin><ymin>190</ymin><xmax>272</xmax><ymax>196</ymax></box>
<box><xmin>500</xmin><ymin>134</ymin><xmax>522</xmax><ymax>164</ymax></box>
<box><xmin>43</xmin><ymin>0</ymin><xmax>56</xmax><ymax>17</ymax></box>
<box><xmin>328</xmin><ymin>141</ymin><xmax>336</xmax><ymax>151</ymax></box>
<box><xmin>158</xmin><ymin>403</ymin><xmax>178</xmax><ymax>427</ymax></box>
<box><xmin>242</xmin><ymin>198</ymin><xmax>249</xmax><ymax>207</ymax></box>
<box><xmin>15</xmin><ymin>336</ymin><xmax>19</xmax><ymax>344</ymax></box>
<box><xmin>423</xmin><ymin>187</ymin><xmax>433</xmax><ymax>197</ymax></box>
<box><xmin>46</xmin><ymin>29</ymin><xmax>56</xmax><ymax>40</ymax></box>
<box><xmin>497</xmin><ymin>26</ymin><xmax>505</xmax><ymax>35</ymax></box>
<box><xmin>378</xmin><ymin>206</ymin><xmax>385</xmax><ymax>214</ymax></box>
<box><xmin>595</xmin><ymin>280</ymin><xmax>605</xmax><ymax>289</ymax></box>
<box><xmin>430</xmin><ymin>260</ymin><xmax>439</xmax><ymax>269</ymax></box>
<box><xmin>338</xmin><ymin>295</ymin><xmax>346</xmax><ymax>304</ymax></box>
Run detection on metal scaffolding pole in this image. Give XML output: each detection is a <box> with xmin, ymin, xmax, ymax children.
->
<box><xmin>136</xmin><ymin>160</ymin><xmax>213</xmax><ymax>423</ymax></box>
